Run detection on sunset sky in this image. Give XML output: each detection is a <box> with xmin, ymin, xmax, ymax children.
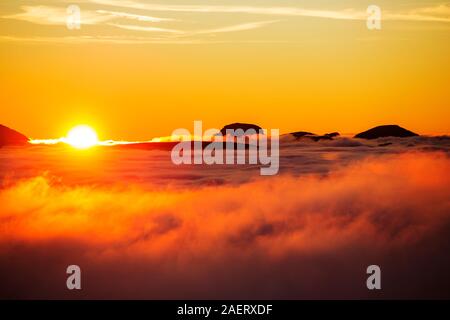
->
<box><xmin>0</xmin><ymin>0</ymin><xmax>449</xmax><ymax>140</ymax></box>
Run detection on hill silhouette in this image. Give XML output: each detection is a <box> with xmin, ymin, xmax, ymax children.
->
<box><xmin>290</xmin><ymin>131</ymin><xmax>340</xmax><ymax>141</ymax></box>
<box><xmin>220</xmin><ymin>123</ymin><xmax>262</xmax><ymax>136</ymax></box>
<box><xmin>0</xmin><ymin>124</ymin><xmax>29</xmax><ymax>147</ymax></box>
<box><xmin>355</xmin><ymin>125</ymin><xmax>418</xmax><ymax>139</ymax></box>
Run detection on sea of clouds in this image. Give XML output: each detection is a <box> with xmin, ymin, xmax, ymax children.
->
<box><xmin>0</xmin><ymin>136</ymin><xmax>449</xmax><ymax>298</ymax></box>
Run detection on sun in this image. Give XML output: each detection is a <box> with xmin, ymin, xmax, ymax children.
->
<box><xmin>65</xmin><ymin>125</ymin><xmax>99</xmax><ymax>149</ymax></box>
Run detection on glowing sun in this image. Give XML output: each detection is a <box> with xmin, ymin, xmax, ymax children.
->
<box><xmin>66</xmin><ymin>125</ymin><xmax>99</xmax><ymax>149</ymax></box>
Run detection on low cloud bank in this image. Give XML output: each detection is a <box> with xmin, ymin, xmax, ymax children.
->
<box><xmin>0</xmin><ymin>152</ymin><xmax>449</xmax><ymax>298</ymax></box>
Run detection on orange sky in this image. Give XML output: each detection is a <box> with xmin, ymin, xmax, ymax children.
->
<box><xmin>0</xmin><ymin>1</ymin><xmax>449</xmax><ymax>140</ymax></box>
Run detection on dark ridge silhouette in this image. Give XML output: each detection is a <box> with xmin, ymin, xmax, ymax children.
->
<box><xmin>355</xmin><ymin>125</ymin><xmax>418</xmax><ymax>140</ymax></box>
<box><xmin>291</xmin><ymin>131</ymin><xmax>315</xmax><ymax>138</ymax></box>
<box><xmin>325</xmin><ymin>132</ymin><xmax>340</xmax><ymax>138</ymax></box>
<box><xmin>290</xmin><ymin>131</ymin><xmax>340</xmax><ymax>142</ymax></box>
<box><xmin>220</xmin><ymin>123</ymin><xmax>262</xmax><ymax>136</ymax></box>
<box><xmin>0</xmin><ymin>124</ymin><xmax>29</xmax><ymax>147</ymax></box>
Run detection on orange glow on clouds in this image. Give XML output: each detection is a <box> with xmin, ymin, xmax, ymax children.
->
<box><xmin>1</xmin><ymin>152</ymin><xmax>449</xmax><ymax>249</ymax></box>
<box><xmin>1</xmin><ymin>152</ymin><xmax>449</xmax><ymax>298</ymax></box>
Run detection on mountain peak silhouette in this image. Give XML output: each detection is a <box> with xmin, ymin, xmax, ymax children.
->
<box><xmin>0</xmin><ymin>124</ymin><xmax>29</xmax><ymax>147</ymax></box>
<box><xmin>355</xmin><ymin>125</ymin><xmax>418</xmax><ymax>139</ymax></box>
<box><xmin>219</xmin><ymin>123</ymin><xmax>262</xmax><ymax>136</ymax></box>
<box><xmin>290</xmin><ymin>131</ymin><xmax>340</xmax><ymax>141</ymax></box>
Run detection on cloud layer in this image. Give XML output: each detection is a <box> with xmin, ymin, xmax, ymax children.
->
<box><xmin>1</xmin><ymin>151</ymin><xmax>449</xmax><ymax>298</ymax></box>
<box><xmin>1</xmin><ymin>1</ymin><xmax>449</xmax><ymax>43</ymax></box>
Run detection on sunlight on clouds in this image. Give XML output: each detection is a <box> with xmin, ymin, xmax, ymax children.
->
<box><xmin>89</xmin><ymin>0</ymin><xmax>450</xmax><ymax>22</ymax></box>
<box><xmin>195</xmin><ymin>20</ymin><xmax>279</xmax><ymax>35</ymax></box>
<box><xmin>110</xmin><ymin>20</ymin><xmax>279</xmax><ymax>36</ymax></box>
<box><xmin>388</xmin><ymin>4</ymin><xmax>450</xmax><ymax>23</ymax></box>
<box><xmin>1</xmin><ymin>152</ymin><xmax>449</xmax><ymax>247</ymax></box>
<box><xmin>109</xmin><ymin>23</ymin><xmax>183</xmax><ymax>34</ymax></box>
<box><xmin>1</xmin><ymin>1</ymin><xmax>449</xmax><ymax>44</ymax></box>
<box><xmin>411</xmin><ymin>4</ymin><xmax>450</xmax><ymax>16</ymax></box>
<box><xmin>90</xmin><ymin>0</ymin><xmax>367</xmax><ymax>20</ymax></box>
<box><xmin>1</xmin><ymin>152</ymin><xmax>450</xmax><ymax>298</ymax></box>
<box><xmin>2</xmin><ymin>5</ymin><xmax>177</xmax><ymax>26</ymax></box>
<box><xmin>96</xmin><ymin>9</ymin><xmax>175</xmax><ymax>22</ymax></box>
<box><xmin>3</xmin><ymin>5</ymin><xmax>111</xmax><ymax>26</ymax></box>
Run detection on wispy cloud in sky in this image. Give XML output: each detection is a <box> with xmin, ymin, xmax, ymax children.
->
<box><xmin>2</xmin><ymin>5</ymin><xmax>174</xmax><ymax>26</ymax></box>
<box><xmin>96</xmin><ymin>9</ymin><xmax>175</xmax><ymax>22</ymax></box>
<box><xmin>90</xmin><ymin>0</ymin><xmax>450</xmax><ymax>22</ymax></box>
<box><xmin>1</xmin><ymin>4</ymin><xmax>283</xmax><ymax>41</ymax></box>
<box><xmin>1</xmin><ymin>1</ymin><xmax>449</xmax><ymax>44</ymax></box>
<box><xmin>110</xmin><ymin>20</ymin><xmax>279</xmax><ymax>36</ymax></box>
<box><xmin>90</xmin><ymin>0</ymin><xmax>367</xmax><ymax>20</ymax></box>
<box><xmin>387</xmin><ymin>4</ymin><xmax>450</xmax><ymax>22</ymax></box>
<box><xmin>2</xmin><ymin>5</ymin><xmax>112</xmax><ymax>26</ymax></box>
<box><xmin>109</xmin><ymin>23</ymin><xmax>182</xmax><ymax>34</ymax></box>
<box><xmin>195</xmin><ymin>20</ymin><xmax>279</xmax><ymax>35</ymax></box>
